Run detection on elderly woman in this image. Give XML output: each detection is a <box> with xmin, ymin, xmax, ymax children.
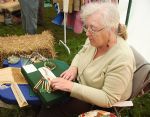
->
<box><xmin>38</xmin><ymin>2</ymin><xmax>136</xmax><ymax>117</ymax></box>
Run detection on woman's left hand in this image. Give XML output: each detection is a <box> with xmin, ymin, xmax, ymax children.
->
<box><xmin>51</xmin><ymin>78</ymin><xmax>73</xmax><ymax>92</ymax></box>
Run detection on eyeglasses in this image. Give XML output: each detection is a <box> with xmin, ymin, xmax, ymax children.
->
<box><xmin>83</xmin><ymin>25</ymin><xmax>105</xmax><ymax>35</ymax></box>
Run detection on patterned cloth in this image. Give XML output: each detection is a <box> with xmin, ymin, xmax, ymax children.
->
<box><xmin>78</xmin><ymin>110</ymin><xmax>116</xmax><ymax>117</ymax></box>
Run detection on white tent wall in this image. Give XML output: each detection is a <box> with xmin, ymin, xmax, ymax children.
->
<box><xmin>119</xmin><ymin>0</ymin><xmax>150</xmax><ymax>62</ymax></box>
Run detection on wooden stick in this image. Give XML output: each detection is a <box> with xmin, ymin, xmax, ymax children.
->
<box><xmin>11</xmin><ymin>83</ymin><xmax>28</xmax><ymax>107</ymax></box>
<box><xmin>34</xmin><ymin>79</ymin><xmax>42</xmax><ymax>90</ymax></box>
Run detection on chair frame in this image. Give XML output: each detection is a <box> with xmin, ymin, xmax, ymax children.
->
<box><xmin>112</xmin><ymin>47</ymin><xmax>150</xmax><ymax>117</ymax></box>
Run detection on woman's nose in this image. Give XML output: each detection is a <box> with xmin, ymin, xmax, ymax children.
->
<box><xmin>86</xmin><ymin>30</ymin><xmax>92</xmax><ymax>37</ymax></box>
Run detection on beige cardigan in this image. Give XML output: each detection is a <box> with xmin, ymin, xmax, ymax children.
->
<box><xmin>70</xmin><ymin>37</ymin><xmax>136</xmax><ymax>107</ymax></box>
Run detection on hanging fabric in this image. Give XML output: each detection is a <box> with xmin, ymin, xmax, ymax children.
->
<box><xmin>53</xmin><ymin>0</ymin><xmax>118</xmax><ymax>34</ymax></box>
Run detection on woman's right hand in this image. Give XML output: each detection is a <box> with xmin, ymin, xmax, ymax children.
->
<box><xmin>60</xmin><ymin>66</ymin><xmax>78</xmax><ymax>81</ymax></box>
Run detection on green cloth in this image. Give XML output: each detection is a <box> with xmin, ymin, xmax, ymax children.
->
<box><xmin>21</xmin><ymin>59</ymin><xmax>69</xmax><ymax>105</ymax></box>
<box><xmin>44</xmin><ymin>0</ymin><xmax>52</xmax><ymax>7</ymax></box>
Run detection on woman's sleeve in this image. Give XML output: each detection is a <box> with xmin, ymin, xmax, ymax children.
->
<box><xmin>70</xmin><ymin>60</ymin><xmax>134</xmax><ymax>108</ymax></box>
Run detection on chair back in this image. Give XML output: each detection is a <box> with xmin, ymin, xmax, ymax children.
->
<box><xmin>130</xmin><ymin>47</ymin><xmax>150</xmax><ymax>99</ymax></box>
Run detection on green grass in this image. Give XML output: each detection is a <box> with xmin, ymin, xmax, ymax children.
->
<box><xmin>121</xmin><ymin>93</ymin><xmax>150</xmax><ymax>117</ymax></box>
<box><xmin>0</xmin><ymin>6</ymin><xmax>150</xmax><ymax>117</ymax></box>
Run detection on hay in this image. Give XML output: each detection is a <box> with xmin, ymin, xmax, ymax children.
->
<box><xmin>0</xmin><ymin>31</ymin><xmax>56</xmax><ymax>67</ymax></box>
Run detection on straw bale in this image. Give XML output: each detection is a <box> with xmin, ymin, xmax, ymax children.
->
<box><xmin>0</xmin><ymin>31</ymin><xmax>56</xmax><ymax>67</ymax></box>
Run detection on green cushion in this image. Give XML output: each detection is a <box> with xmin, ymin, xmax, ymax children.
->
<box><xmin>21</xmin><ymin>59</ymin><xmax>69</xmax><ymax>105</ymax></box>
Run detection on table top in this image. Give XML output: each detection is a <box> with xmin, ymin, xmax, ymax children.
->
<box><xmin>0</xmin><ymin>84</ymin><xmax>41</xmax><ymax>105</ymax></box>
<box><xmin>0</xmin><ymin>59</ymin><xmax>69</xmax><ymax>106</ymax></box>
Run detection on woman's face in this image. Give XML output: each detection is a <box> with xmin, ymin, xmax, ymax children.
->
<box><xmin>84</xmin><ymin>12</ymin><xmax>110</xmax><ymax>48</ymax></box>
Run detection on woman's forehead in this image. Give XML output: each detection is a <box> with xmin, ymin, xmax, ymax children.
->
<box><xmin>85</xmin><ymin>14</ymin><xmax>103</xmax><ymax>27</ymax></box>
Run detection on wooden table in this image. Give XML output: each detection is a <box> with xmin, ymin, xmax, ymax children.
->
<box><xmin>0</xmin><ymin>0</ymin><xmax>20</xmax><ymax>12</ymax></box>
<box><xmin>0</xmin><ymin>0</ymin><xmax>20</xmax><ymax>23</ymax></box>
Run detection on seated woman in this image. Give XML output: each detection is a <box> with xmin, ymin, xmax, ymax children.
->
<box><xmin>38</xmin><ymin>2</ymin><xmax>136</xmax><ymax>117</ymax></box>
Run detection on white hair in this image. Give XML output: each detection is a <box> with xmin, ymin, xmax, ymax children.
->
<box><xmin>80</xmin><ymin>2</ymin><xmax>120</xmax><ymax>29</ymax></box>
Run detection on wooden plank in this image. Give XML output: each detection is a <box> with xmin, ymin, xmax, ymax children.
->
<box><xmin>11</xmin><ymin>83</ymin><xmax>28</xmax><ymax>107</ymax></box>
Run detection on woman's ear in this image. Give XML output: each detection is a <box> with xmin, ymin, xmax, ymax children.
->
<box><xmin>107</xmin><ymin>27</ymin><xmax>115</xmax><ymax>40</ymax></box>
<box><xmin>110</xmin><ymin>27</ymin><xmax>116</xmax><ymax>32</ymax></box>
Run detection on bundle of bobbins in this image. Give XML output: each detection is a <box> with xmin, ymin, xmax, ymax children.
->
<box><xmin>34</xmin><ymin>61</ymin><xmax>56</xmax><ymax>93</ymax></box>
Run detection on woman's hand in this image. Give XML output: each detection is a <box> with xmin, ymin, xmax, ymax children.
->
<box><xmin>60</xmin><ymin>66</ymin><xmax>78</xmax><ymax>81</ymax></box>
<box><xmin>51</xmin><ymin>78</ymin><xmax>73</xmax><ymax>92</ymax></box>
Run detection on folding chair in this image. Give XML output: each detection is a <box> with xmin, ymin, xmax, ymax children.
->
<box><xmin>113</xmin><ymin>47</ymin><xmax>150</xmax><ymax>117</ymax></box>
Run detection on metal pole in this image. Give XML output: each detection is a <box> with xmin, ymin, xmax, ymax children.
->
<box><xmin>125</xmin><ymin>0</ymin><xmax>132</xmax><ymax>26</ymax></box>
<box><xmin>59</xmin><ymin>0</ymin><xmax>70</xmax><ymax>54</ymax></box>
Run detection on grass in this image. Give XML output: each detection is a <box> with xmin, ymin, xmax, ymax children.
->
<box><xmin>0</xmin><ymin>6</ymin><xmax>150</xmax><ymax>117</ymax></box>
